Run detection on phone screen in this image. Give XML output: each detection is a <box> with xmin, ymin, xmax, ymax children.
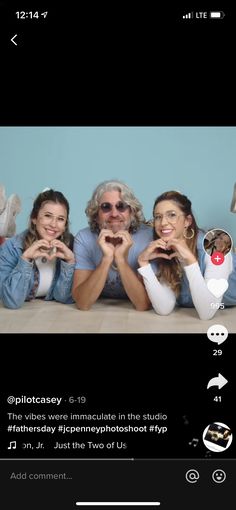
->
<box><xmin>0</xmin><ymin>5</ymin><xmax>235</xmax><ymax>510</ymax></box>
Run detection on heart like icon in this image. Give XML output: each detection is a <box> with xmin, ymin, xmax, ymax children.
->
<box><xmin>207</xmin><ymin>278</ymin><xmax>229</xmax><ymax>298</ymax></box>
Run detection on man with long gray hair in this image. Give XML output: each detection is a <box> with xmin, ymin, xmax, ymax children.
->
<box><xmin>72</xmin><ymin>180</ymin><xmax>153</xmax><ymax>310</ymax></box>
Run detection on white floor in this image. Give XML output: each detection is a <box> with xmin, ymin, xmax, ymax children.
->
<box><xmin>0</xmin><ymin>299</ymin><xmax>235</xmax><ymax>334</ymax></box>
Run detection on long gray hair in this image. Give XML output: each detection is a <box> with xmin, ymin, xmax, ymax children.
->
<box><xmin>85</xmin><ymin>180</ymin><xmax>146</xmax><ymax>233</ymax></box>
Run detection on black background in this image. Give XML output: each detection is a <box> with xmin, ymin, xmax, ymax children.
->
<box><xmin>2</xmin><ymin>334</ymin><xmax>235</xmax><ymax>459</ymax></box>
<box><xmin>0</xmin><ymin>4</ymin><xmax>235</xmax><ymax>125</ymax></box>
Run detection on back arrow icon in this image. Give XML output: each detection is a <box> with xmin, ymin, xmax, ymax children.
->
<box><xmin>11</xmin><ymin>34</ymin><xmax>18</xmax><ymax>46</ymax></box>
<box><xmin>207</xmin><ymin>373</ymin><xmax>228</xmax><ymax>389</ymax></box>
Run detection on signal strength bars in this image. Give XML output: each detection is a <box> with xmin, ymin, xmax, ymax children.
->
<box><xmin>183</xmin><ymin>12</ymin><xmax>193</xmax><ymax>19</ymax></box>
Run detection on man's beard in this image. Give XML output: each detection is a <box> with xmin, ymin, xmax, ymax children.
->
<box><xmin>100</xmin><ymin>219</ymin><xmax>131</xmax><ymax>233</ymax></box>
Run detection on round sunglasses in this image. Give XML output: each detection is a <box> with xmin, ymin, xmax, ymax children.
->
<box><xmin>99</xmin><ymin>201</ymin><xmax>130</xmax><ymax>213</ymax></box>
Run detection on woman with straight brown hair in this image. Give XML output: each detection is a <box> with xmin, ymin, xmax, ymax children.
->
<box><xmin>0</xmin><ymin>189</ymin><xmax>75</xmax><ymax>308</ymax></box>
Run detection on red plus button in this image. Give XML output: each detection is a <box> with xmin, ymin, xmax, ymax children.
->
<box><xmin>211</xmin><ymin>251</ymin><xmax>225</xmax><ymax>265</ymax></box>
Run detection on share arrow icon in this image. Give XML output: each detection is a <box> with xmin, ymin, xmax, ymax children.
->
<box><xmin>207</xmin><ymin>373</ymin><xmax>228</xmax><ymax>389</ymax></box>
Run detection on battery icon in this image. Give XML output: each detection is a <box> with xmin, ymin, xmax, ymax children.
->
<box><xmin>210</xmin><ymin>11</ymin><xmax>225</xmax><ymax>19</ymax></box>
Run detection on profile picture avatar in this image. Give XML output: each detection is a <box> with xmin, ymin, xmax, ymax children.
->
<box><xmin>203</xmin><ymin>229</ymin><xmax>232</xmax><ymax>256</ymax></box>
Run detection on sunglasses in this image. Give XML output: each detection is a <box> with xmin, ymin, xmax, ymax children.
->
<box><xmin>99</xmin><ymin>201</ymin><xmax>130</xmax><ymax>213</ymax></box>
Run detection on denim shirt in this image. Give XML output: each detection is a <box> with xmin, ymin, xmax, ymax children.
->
<box><xmin>0</xmin><ymin>231</ymin><xmax>75</xmax><ymax>309</ymax></box>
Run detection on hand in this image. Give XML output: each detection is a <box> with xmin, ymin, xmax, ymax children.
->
<box><xmin>48</xmin><ymin>239</ymin><xmax>75</xmax><ymax>264</ymax></box>
<box><xmin>113</xmin><ymin>230</ymin><xmax>133</xmax><ymax>262</ymax></box>
<box><xmin>165</xmin><ymin>238</ymin><xmax>197</xmax><ymax>265</ymax></box>
<box><xmin>97</xmin><ymin>229</ymin><xmax>116</xmax><ymax>259</ymax></box>
<box><xmin>22</xmin><ymin>239</ymin><xmax>51</xmax><ymax>262</ymax></box>
<box><xmin>138</xmin><ymin>239</ymin><xmax>174</xmax><ymax>267</ymax></box>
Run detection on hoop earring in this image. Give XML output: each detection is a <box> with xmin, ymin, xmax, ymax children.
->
<box><xmin>183</xmin><ymin>227</ymin><xmax>195</xmax><ymax>240</ymax></box>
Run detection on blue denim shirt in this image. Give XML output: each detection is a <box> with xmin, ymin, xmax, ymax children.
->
<box><xmin>0</xmin><ymin>231</ymin><xmax>75</xmax><ymax>309</ymax></box>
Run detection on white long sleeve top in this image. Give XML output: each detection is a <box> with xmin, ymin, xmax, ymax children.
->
<box><xmin>138</xmin><ymin>253</ymin><xmax>233</xmax><ymax>320</ymax></box>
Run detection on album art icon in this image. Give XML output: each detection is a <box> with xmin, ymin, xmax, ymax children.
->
<box><xmin>203</xmin><ymin>422</ymin><xmax>233</xmax><ymax>452</ymax></box>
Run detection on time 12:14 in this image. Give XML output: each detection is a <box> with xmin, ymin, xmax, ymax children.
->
<box><xmin>16</xmin><ymin>11</ymin><xmax>48</xmax><ymax>19</ymax></box>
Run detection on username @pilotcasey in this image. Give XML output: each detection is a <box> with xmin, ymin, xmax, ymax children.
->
<box><xmin>6</xmin><ymin>395</ymin><xmax>168</xmax><ymax>452</ymax></box>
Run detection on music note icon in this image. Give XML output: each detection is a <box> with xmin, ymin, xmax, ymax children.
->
<box><xmin>188</xmin><ymin>438</ymin><xmax>199</xmax><ymax>447</ymax></box>
<box><xmin>8</xmin><ymin>441</ymin><xmax>16</xmax><ymax>449</ymax></box>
